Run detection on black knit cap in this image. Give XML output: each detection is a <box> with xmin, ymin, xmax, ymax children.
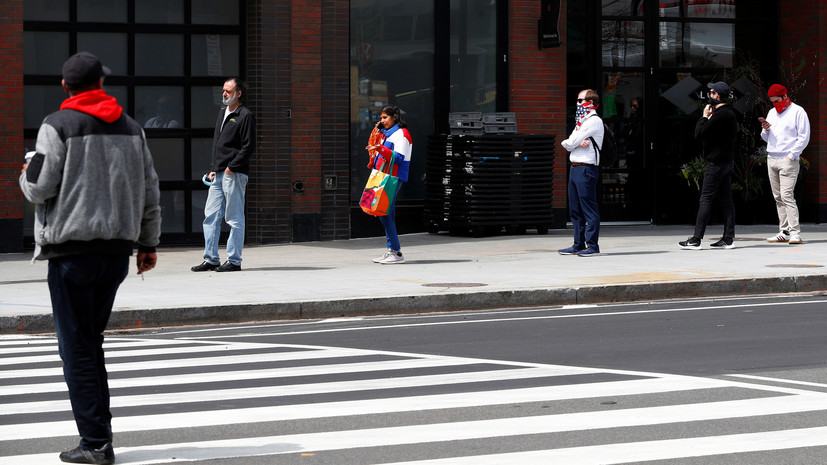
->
<box><xmin>62</xmin><ymin>52</ymin><xmax>111</xmax><ymax>89</ymax></box>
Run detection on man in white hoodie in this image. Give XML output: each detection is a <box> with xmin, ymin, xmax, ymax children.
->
<box><xmin>760</xmin><ymin>84</ymin><xmax>810</xmax><ymax>245</ymax></box>
<box><xmin>558</xmin><ymin>88</ymin><xmax>604</xmax><ymax>257</ymax></box>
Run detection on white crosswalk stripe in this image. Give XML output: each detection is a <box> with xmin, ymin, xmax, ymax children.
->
<box><xmin>2</xmin><ymin>335</ymin><xmax>827</xmax><ymax>464</ymax></box>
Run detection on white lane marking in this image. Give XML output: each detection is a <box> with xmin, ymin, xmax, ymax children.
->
<box><xmin>0</xmin><ymin>340</ymin><xmax>276</xmax><ymax>367</ymax></box>
<box><xmin>186</xmin><ymin>299</ymin><xmax>827</xmax><ymax>338</ymax></box>
<box><xmin>727</xmin><ymin>373</ymin><xmax>827</xmax><ymax>389</ymax></box>
<box><xmin>3</xmin><ymin>402</ymin><xmax>827</xmax><ymax>464</ymax></box>
<box><xmin>0</xmin><ymin>345</ymin><xmax>390</xmax><ymax>379</ymax></box>
<box><xmin>372</xmin><ymin>426</ymin><xmax>827</xmax><ymax>465</ymax></box>
<box><xmin>2</xmin><ymin>366</ymin><xmax>582</xmax><ymax>415</ymax></box>
<box><xmin>0</xmin><ymin>376</ymin><xmax>731</xmax><ymax>441</ymax></box>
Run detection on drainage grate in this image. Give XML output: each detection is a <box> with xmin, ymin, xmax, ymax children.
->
<box><xmin>765</xmin><ymin>264</ymin><xmax>824</xmax><ymax>268</ymax></box>
<box><xmin>422</xmin><ymin>282</ymin><xmax>488</xmax><ymax>288</ymax></box>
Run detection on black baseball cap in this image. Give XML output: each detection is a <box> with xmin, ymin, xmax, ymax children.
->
<box><xmin>706</xmin><ymin>81</ymin><xmax>730</xmax><ymax>97</ymax></box>
<box><xmin>62</xmin><ymin>52</ymin><xmax>111</xmax><ymax>89</ymax></box>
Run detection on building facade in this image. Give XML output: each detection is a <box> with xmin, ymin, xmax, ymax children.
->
<box><xmin>1</xmin><ymin>0</ymin><xmax>825</xmax><ymax>253</ymax></box>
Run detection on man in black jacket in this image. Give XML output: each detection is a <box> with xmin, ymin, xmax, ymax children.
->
<box><xmin>192</xmin><ymin>77</ymin><xmax>256</xmax><ymax>272</ymax></box>
<box><xmin>679</xmin><ymin>81</ymin><xmax>738</xmax><ymax>250</ymax></box>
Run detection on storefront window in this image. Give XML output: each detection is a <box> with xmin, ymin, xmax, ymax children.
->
<box><xmin>77</xmin><ymin>0</ymin><xmax>127</xmax><ymax>23</ymax></box>
<box><xmin>660</xmin><ymin>0</ymin><xmax>735</xmax><ymax>18</ymax></box>
<box><xmin>450</xmin><ymin>0</ymin><xmax>497</xmax><ymax>113</ymax></box>
<box><xmin>23</xmin><ymin>32</ymin><xmax>68</xmax><ymax>75</ymax></box>
<box><xmin>147</xmin><ymin>138</ymin><xmax>185</xmax><ymax>181</ymax></box>
<box><xmin>191</xmin><ymin>34</ymin><xmax>240</xmax><ymax>77</ymax></box>
<box><xmin>350</xmin><ymin>1</ymin><xmax>435</xmax><ymax>203</ymax></box>
<box><xmin>24</xmin><ymin>0</ymin><xmax>69</xmax><ymax>21</ymax></box>
<box><xmin>136</xmin><ymin>87</ymin><xmax>184</xmax><ymax>129</ymax></box>
<box><xmin>602</xmin><ymin>20</ymin><xmax>644</xmax><ymax>67</ymax></box>
<box><xmin>659</xmin><ymin>22</ymin><xmax>734</xmax><ymax>68</ymax></box>
<box><xmin>136</xmin><ymin>34</ymin><xmax>185</xmax><ymax>76</ymax></box>
<box><xmin>136</xmin><ymin>0</ymin><xmax>185</xmax><ymax>23</ymax></box>
<box><xmin>77</xmin><ymin>33</ymin><xmax>128</xmax><ymax>75</ymax></box>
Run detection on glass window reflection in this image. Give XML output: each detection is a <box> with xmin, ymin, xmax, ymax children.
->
<box><xmin>24</xmin><ymin>32</ymin><xmax>69</xmax><ymax>75</ymax></box>
<box><xmin>192</xmin><ymin>0</ymin><xmax>239</xmax><ymax>25</ymax></box>
<box><xmin>147</xmin><ymin>139</ymin><xmax>184</xmax><ymax>181</ymax></box>
<box><xmin>191</xmin><ymin>86</ymin><xmax>224</xmax><ymax>128</ymax></box>
<box><xmin>660</xmin><ymin>22</ymin><xmax>734</xmax><ymax>68</ymax></box>
<box><xmin>160</xmin><ymin>191</ymin><xmax>186</xmax><ymax>233</ymax></box>
<box><xmin>24</xmin><ymin>0</ymin><xmax>69</xmax><ymax>21</ymax></box>
<box><xmin>602</xmin><ymin>21</ymin><xmax>644</xmax><ymax>67</ymax></box>
<box><xmin>77</xmin><ymin>0</ymin><xmax>126</xmax><ymax>23</ymax></box>
<box><xmin>135</xmin><ymin>34</ymin><xmax>184</xmax><ymax>76</ymax></box>
<box><xmin>660</xmin><ymin>0</ymin><xmax>736</xmax><ymax>18</ymax></box>
<box><xmin>191</xmin><ymin>138</ymin><xmax>214</xmax><ymax>180</ymax></box>
<box><xmin>603</xmin><ymin>0</ymin><xmax>645</xmax><ymax>16</ymax></box>
<box><xmin>137</xmin><ymin>87</ymin><xmax>184</xmax><ymax>129</ymax></box>
<box><xmin>191</xmin><ymin>34</ymin><xmax>240</xmax><ymax>76</ymax></box>
<box><xmin>136</xmin><ymin>0</ymin><xmax>185</xmax><ymax>23</ymax></box>
<box><xmin>24</xmin><ymin>85</ymin><xmax>66</xmax><ymax>129</ymax></box>
<box><xmin>78</xmin><ymin>33</ymin><xmax>128</xmax><ymax>75</ymax></box>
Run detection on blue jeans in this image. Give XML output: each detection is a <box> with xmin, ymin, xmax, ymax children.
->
<box><xmin>568</xmin><ymin>165</ymin><xmax>600</xmax><ymax>250</ymax></box>
<box><xmin>203</xmin><ymin>172</ymin><xmax>248</xmax><ymax>265</ymax></box>
<box><xmin>48</xmin><ymin>254</ymin><xmax>129</xmax><ymax>449</ymax></box>
<box><xmin>378</xmin><ymin>181</ymin><xmax>403</xmax><ymax>252</ymax></box>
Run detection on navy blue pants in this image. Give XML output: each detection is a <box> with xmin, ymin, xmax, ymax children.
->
<box><xmin>48</xmin><ymin>254</ymin><xmax>129</xmax><ymax>449</ymax></box>
<box><xmin>568</xmin><ymin>164</ymin><xmax>601</xmax><ymax>250</ymax></box>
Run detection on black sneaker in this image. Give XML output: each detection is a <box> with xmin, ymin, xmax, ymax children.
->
<box><xmin>678</xmin><ymin>237</ymin><xmax>701</xmax><ymax>250</ymax></box>
<box><xmin>191</xmin><ymin>261</ymin><xmax>219</xmax><ymax>272</ymax></box>
<box><xmin>59</xmin><ymin>442</ymin><xmax>114</xmax><ymax>464</ymax></box>
<box><xmin>709</xmin><ymin>238</ymin><xmax>735</xmax><ymax>249</ymax></box>
<box><xmin>216</xmin><ymin>261</ymin><xmax>241</xmax><ymax>272</ymax></box>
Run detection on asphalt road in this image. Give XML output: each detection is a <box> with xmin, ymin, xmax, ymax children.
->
<box><xmin>4</xmin><ymin>294</ymin><xmax>827</xmax><ymax>464</ymax></box>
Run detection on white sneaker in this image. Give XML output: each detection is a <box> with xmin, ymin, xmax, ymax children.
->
<box><xmin>788</xmin><ymin>235</ymin><xmax>803</xmax><ymax>244</ymax></box>
<box><xmin>372</xmin><ymin>251</ymin><xmax>392</xmax><ymax>263</ymax></box>
<box><xmin>378</xmin><ymin>251</ymin><xmax>405</xmax><ymax>264</ymax></box>
<box><xmin>766</xmin><ymin>232</ymin><xmax>790</xmax><ymax>243</ymax></box>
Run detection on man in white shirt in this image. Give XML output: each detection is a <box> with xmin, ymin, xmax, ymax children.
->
<box><xmin>760</xmin><ymin>84</ymin><xmax>810</xmax><ymax>245</ymax></box>
<box><xmin>558</xmin><ymin>88</ymin><xmax>604</xmax><ymax>257</ymax></box>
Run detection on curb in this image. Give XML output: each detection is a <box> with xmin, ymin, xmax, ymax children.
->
<box><xmin>4</xmin><ymin>274</ymin><xmax>826</xmax><ymax>334</ymax></box>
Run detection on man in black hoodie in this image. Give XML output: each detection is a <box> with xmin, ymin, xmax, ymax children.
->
<box><xmin>679</xmin><ymin>81</ymin><xmax>738</xmax><ymax>250</ymax></box>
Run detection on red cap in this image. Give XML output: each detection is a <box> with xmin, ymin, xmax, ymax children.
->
<box><xmin>768</xmin><ymin>84</ymin><xmax>787</xmax><ymax>98</ymax></box>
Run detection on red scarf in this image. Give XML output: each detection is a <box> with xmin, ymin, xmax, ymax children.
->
<box><xmin>773</xmin><ymin>97</ymin><xmax>792</xmax><ymax>114</ymax></box>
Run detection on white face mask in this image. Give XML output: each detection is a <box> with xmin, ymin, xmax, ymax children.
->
<box><xmin>222</xmin><ymin>92</ymin><xmax>238</xmax><ymax>106</ymax></box>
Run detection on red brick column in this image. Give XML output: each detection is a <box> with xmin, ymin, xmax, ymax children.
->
<box><xmin>779</xmin><ymin>0</ymin><xmax>827</xmax><ymax>221</ymax></box>
<box><xmin>509</xmin><ymin>1</ymin><xmax>568</xmax><ymax>224</ymax></box>
<box><xmin>0</xmin><ymin>0</ymin><xmax>24</xmax><ymax>252</ymax></box>
<box><xmin>246</xmin><ymin>0</ymin><xmax>350</xmax><ymax>243</ymax></box>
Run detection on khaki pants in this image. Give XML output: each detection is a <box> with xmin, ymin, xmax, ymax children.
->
<box><xmin>767</xmin><ymin>156</ymin><xmax>800</xmax><ymax>236</ymax></box>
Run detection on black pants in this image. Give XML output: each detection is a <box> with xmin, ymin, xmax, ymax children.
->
<box><xmin>693</xmin><ymin>161</ymin><xmax>735</xmax><ymax>241</ymax></box>
<box><xmin>48</xmin><ymin>254</ymin><xmax>129</xmax><ymax>448</ymax></box>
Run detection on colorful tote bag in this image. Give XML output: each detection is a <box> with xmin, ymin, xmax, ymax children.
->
<box><xmin>360</xmin><ymin>154</ymin><xmax>399</xmax><ymax>217</ymax></box>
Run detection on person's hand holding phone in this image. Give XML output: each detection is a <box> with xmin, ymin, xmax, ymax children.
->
<box><xmin>758</xmin><ymin>117</ymin><xmax>771</xmax><ymax>130</ymax></box>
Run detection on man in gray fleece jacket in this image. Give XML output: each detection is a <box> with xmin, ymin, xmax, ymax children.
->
<box><xmin>19</xmin><ymin>51</ymin><xmax>161</xmax><ymax>465</ymax></box>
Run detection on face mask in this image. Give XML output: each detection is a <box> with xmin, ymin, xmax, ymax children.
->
<box><xmin>773</xmin><ymin>97</ymin><xmax>791</xmax><ymax>113</ymax></box>
<box><xmin>707</xmin><ymin>93</ymin><xmax>723</xmax><ymax>106</ymax></box>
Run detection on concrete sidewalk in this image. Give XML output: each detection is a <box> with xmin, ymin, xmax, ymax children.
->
<box><xmin>2</xmin><ymin>224</ymin><xmax>827</xmax><ymax>334</ymax></box>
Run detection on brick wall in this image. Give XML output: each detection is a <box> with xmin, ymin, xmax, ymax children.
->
<box><xmin>0</xmin><ymin>0</ymin><xmax>24</xmax><ymax>253</ymax></box>
<box><xmin>779</xmin><ymin>0</ymin><xmax>827</xmax><ymax>221</ymax></box>
<box><xmin>246</xmin><ymin>0</ymin><xmax>350</xmax><ymax>243</ymax></box>
<box><xmin>509</xmin><ymin>1</ymin><xmax>569</xmax><ymax>220</ymax></box>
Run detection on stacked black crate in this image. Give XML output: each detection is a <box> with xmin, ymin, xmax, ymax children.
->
<box><xmin>426</xmin><ymin>131</ymin><xmax>556</xmax><ymax>236</ymax></box>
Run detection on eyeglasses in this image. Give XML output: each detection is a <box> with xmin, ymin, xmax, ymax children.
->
<box><xmin>577</xmin><ymin>98</ymin><xmax>587</xmax><ymax>103</ymax></box>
